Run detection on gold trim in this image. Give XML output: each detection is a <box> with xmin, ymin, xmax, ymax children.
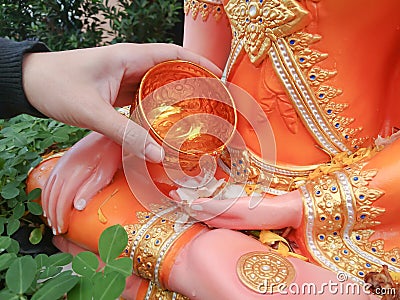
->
<box><xmin>184</xmin><ymin>0</ymin><xmax>224</xmax><ymax>22</ymax></box>
<box><xmin>300</xmin><ymin>158</ymin><xmax>400</xmax><ymax>282</ymax></box>
<box><xmin>123</xmin><ymin>209</ymin><xmax>194</xmax><ymax>288</ymax></box>
<box><xmin>236</xmin><ymin>251</ymin><xmax>296</xmax><ymax>294</ymax></box>
<box><xmin>145</xmin><ymin>281</ymin><xmax>189</xmax><ymax>300</ymax></box>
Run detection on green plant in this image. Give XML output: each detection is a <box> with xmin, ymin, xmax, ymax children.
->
<box><xmin>0</xmin><ymin>224</ymin><xmax>132</xmax><ymax>300</ymax></box>
<box><xmin>0</xmin><ymin>0</ymin><xmax>107</xmax><ymax>50</ymax></box>
<box><xmin>103</xmin><ymin>0</ymin><xmax>182</xmax><ymax>44</ymax></box>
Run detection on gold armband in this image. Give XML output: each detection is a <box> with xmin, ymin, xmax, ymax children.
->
<box><xmin>299</xmin><ymin>161</ymin><xmax>399</xmax><ymax>284</ymax></box>
<box><xmin>123</xmin><ymin>207</ymin><xmax>198</xmax><ymax>288</ymax></box>
<box><xmin>144</xmin><ymin>281</ymin><xmax>189</xmax><ymax>300</ymax></box>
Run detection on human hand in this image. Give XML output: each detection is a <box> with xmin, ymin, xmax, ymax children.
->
<box><xmin>42</xmin><ymin>132</ymin><xmax>121</xmax><ymax>235</ymax></box>
<box><xmin>184</xmin><ymin>190</ymin><xmax>304</xmax><ymax>230</ymax></box>
<box><xmin>22</xmin><ymin>43</ymin><xmax>221</xmax><ymax>156</ymax></box>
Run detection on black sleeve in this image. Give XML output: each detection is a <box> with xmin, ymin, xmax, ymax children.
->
<box><xmin>0</xmin><ymin>38</ymin><xmax>50</xmax><ymax>119</ymax></box>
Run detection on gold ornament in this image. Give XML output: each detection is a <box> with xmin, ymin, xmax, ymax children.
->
<box><xmin>236</xmin><ymin>251</ymin><xmax>296</xmax><ymax>294</ymax></box>
<box><xmin>300</xmin><ymin>160</ymin><xmax>400</xmax><ymax>284</ymax></box>
<box><xmin>145</xmin><ymin>281</ymin><xmax>189</xmax><ymax>300</ymax></box>
<box><xmin>184</xmin><ymin>0</ymin><xmax>224</xmax><ymax>22</ymax></box>
<box><xmin>123</xmin><ymin>208</ymin><xmax>197</xmax><ymax>288</ymax></box>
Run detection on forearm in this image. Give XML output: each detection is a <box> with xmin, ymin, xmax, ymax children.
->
<box><xmin>0</xmin><ymin>38</ymin><xmax>49</xmax><ymax>118</ymax></box>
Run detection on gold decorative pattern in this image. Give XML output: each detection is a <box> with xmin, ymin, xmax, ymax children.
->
<box><xmin>184</xmin><ymin>0</ymin><xmax>224</xmax><ymax>22</ymax></box>
<box><xmin>145</xmin><ymin>281</ymin><xmax>189</xmax><ymax>300</ymax></box>
<box><xmin>285</xmin><ymin>32</ymin><xmax>368</xmax><ymax>150</ymax></box>
<box><xmin>225</xmin><ymin>0</ymin><xmax>309</xmax><ymax>66</ymax></box>
<box><xmin>219</xmin><ymin>147</ymin><xmax>317</xmax><ymax>195</ymax></box>
<box><xmin>223</xmin><ymin>1</ymin><xmax>368</xmax><ymax>154</ymax></box>
<box><xmin>123</xmin><ymin>208</ymin><xmax>195</xmax><ymax>288</ymax></box>
<box><xmin>236</xmin><ymin>251</ymin><xmax>296</xmax><ymax>293</ymax></box>
<box><xmin>300</xmin><ymin>160</ymin><xmax>400</xmax><ymax>283</ymax></box>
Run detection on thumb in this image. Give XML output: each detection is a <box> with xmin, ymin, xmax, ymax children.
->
<box><xmin>93</xmin><ymin>106</ymin><xmax>164</xmax><ymax>163</ymax></box>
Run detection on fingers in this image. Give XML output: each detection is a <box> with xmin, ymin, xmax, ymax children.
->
<box><xmin>151</xmin><ymin>43</ymin><xmax>223</xmax><ymax>77</ymax></box>
<box><xmin>95</xmin><ymin>108</ymin><xmax>164</xmax><ymax>163</ymax></box>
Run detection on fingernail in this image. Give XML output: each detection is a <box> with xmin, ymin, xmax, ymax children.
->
<box><xmin>191</xmin><ymin>204</ymin><xmax>203</xmax><ymax>211</ymax></box>
<box><xmin>47</xmin><ymin>219</ymin><xmax>52</xmax><ymax>227</ymax></box>
<box><xmin>43</xmin><ymin>211</ymin><xmax>46</xmax><ymax>217</ymax></box>
<box><xmin>52</xmin><ymin>228</ymin><xmax>57</xmax><ymax>235</ymax></box>
<box><xmin>58</xmin><ymin>226</ymin><xmax>62</xmax><ymax>234</ymax></box>
<box><xmin>144</xmin><ymin>143</ymin><xmax>164</xmax><ymax>163</ymax></box>
<box><xmin>74</xmin><ymin>198</ymin><xmax>87</xmax><ymax>210</ymax></box>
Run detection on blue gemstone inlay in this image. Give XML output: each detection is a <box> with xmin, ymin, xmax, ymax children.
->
<box><xmin>155</xmin><ymin>239</ymin><xmax>160</xmax><ymax>245</ymax></box>
<box><xmin>327</xmin><ymin>109</ymin><xmax>332</xmax><ymax>114</ymax></box>
<box><xmin>331</xmin><ymin>186</ymin><xmax>337</xmax><ymax>192</ymax></box>
<box><xmin>345</xmin><ymin>135</ymin><xmax>349</xmax><ymax>139</ymax></box>
<box><xmin>237</xmin><ymin>171</ymin><xmax>240</xmax><ymax>176</ymax></box>
<box><xmin>319</xmin><ymin>235</ymin><xmax>325</xmax><ymax>240</ymax></box>
<box><xmin>217</xmin><ymin>7</ymin><xmax>221</xmax><ymax>11</ymax></box>
<box><xmin>335</xmin><ymin>216</ymin><xmax>340</xmax><ymax>221</ymax></box>
<box><xmin>259</xmin><ymin>18</ymin><xmax>262</xmax><ymax>23</ymax></box>
<box><xmin>145</xmin><ymin>215</ymin><xmax>150</xmax><ymax>219</ymax></box>
<box><xmin>333</xmin><ymin>232</ymin><xmax>338</xmax><ymax>236</ymax></box>
<box><xmin>372</xmin><ymin>247</ymin><xmax>377</xmax><ymax>252</ymax></box>
<box><xmin>315</xmin><ymin>190</ymin><xmax>321</xmax><ymax>195</ymax></box>
<box><xmin>232</xmin><ymin>163</ymin><xmax>237</xmax><ymax>167</ymax></box>
<box><xmin>343</xmin><ymin>249</ymin><xmax>349</xmax><ymax>254</ymax></box>
<box><xmin>359</xmin><ymin>195</ymin><xmax>365</xmax><ymax>200</ymax></box>
<box><xmin>335</xmin><ymin>123</ymin><xmax>340</xmax><ymax>128</ymax></box>
<box><xmin>310</xmin><ymin>75</ymin><xmax>316</xmax><ymax>80</ymax></box>
<box><xmin>360</xmin><ymin>214</ymin><xmax>366</xmax><ymax>220</ymax></box>
<box><xmin>289</xmin><ymin>39</ymin><xmax>295</xmax><ymax>45</ymax></box>
<box><xmin>203</xmin><ymin>4</ymin><xmax>207</xmax><ymax>8</ymax></box>
<box><xmin>334</xmin><ymin>257</ymin><xmax>340</xmax><ymax>261</ymax></box>
<box><xmin>243</xmin><ymin>169</ymin><xmax>248</xmax><ymax>173</ymax></box>
<box><xmin>391</xmin><ymin>258</ymin><xmax>397</xmax><ymax>262</ymax></box>
<box><xmin>246</xmin><ymin>18</ymin><xmax>250</xmax><ymax>22</ymax></box>
<box><xmin>359</xmin><ymin>271</ymin><xmax>364</xmax><ymax>276</ymax></box>
<box><xmin>366</xmin><ymin>263</ymin><xmax>371</xmax><ymax>268</ymax></box>
<box><xmin>356</xmin><ymin>235</ymin><xmax>361</xmax><ymax>241</ymax></box>
<box><xmin>299</xmin><ymin>57</ymin><xmax>305</xmax><ymax>63</ymax></box>
<box><xmin>319</xmin><ymin>93</ymin><xmax>325</xmax><ymax>99</ymax></box>
<box><xmin>137</xmin><ymin>257</ymin><xmax>141</xmax><ymax>262</ymax></box>
<box><xmin>238</xmin><ymin>159</ymin><xmax>243</xmax><ymax>164</ymax></box>
<box><xmin>353</xmin><ymin>176</ymin><xmax>359</xmax><ymax>181</ymax></box>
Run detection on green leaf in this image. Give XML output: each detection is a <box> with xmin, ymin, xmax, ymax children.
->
<box><xmin>98</xmin><ymin>225</ymin><xmax>128</xmax><ymax>264</ymax></box>
<box><xmin>6</xmin><ymin>256</ymin><xmax>37</xmax><ymax>294</ymax></box>
<box><xmin>104</xmin><ymin>257</ymin><xmax>133</xmax><ymax>278</ymax></box>
<box><xmin>0</xmin><ymin>253</ymin><xmax>17</xmax><ymax>271</ymax></box>
<box><xmin>12</xmin><ymin>202</ymin><xmax>25</xmax><ymax>219</ymax></box>
<box><xmin>35</xmin><ymin>254</ymin><xmax>49</xmax><ymax>269</ymax></box>
<box><xmin>72</xmin><ymin>251</ymin><xmax>99</xmax><ymax>278</ymax></box>
<box><xmin>67</xmin><ymin>276</ymin><xmax>93</xmax><ymax>300</ymax></box>
<box><xmin>29</xmin><ymin>227</ymin><xmax>43</xmax><ymax>245</ymax></box>
<box><xmin>1</xmin><ymin>185</ymin><xmax>19</xmax><ymax>199</ymax></box>
<box><xmin>6</xmin><ymin>219</ymin><xmax>20</xmax><ymax>236</ymax></box>
<box><xmin>28</xmin><ymin>188</ymin><xmax>42</xmax><ymax>201</ymax></box>
<box><xmin>31</xmin><ymin>272</ymin><xmax>79</xmax><ymax>300</ymax></box>
<box><xmin>0</xmin><ymin>236</ymin><xmax>12</xmax><ymax>252</ymax></box>
<box><xmin>38</xmin><ymin>266</ymin><xmax>63</xmax><ymax>280</ymax></box>
<box><xmin>27</xmin><ymin>201</ymin><xmax>43</xmax><ymax>215</ymax></box>
<box><xmin>48</xmin><ymin>252</ymin><xmax>73</xmax><ymax>267</ymax></box>
<box><xmin>93</xmin><ymin>272</ymin><xmax>126</xmax><ymax>300</ymax></box>
<box><xmin>0</xmin><ymin>289</ymin><xmax>19</xmax><ymax>300</ymax></box>
<box><xmin>6</xmin><ymin>239</ymin><xmax>20</xmax><ymax>254</ymax></box>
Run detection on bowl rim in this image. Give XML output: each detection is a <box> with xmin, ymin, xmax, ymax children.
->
<box><xmin>136</xmin><ymin>59</ymin><xmax>237</xmax><ymax>156</ymax></box>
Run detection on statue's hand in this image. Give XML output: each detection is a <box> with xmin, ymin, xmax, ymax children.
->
<box><xmin>184</xmin><ymin>190</ymin><xmax>303</xmax><ymax>230</ymax></box>
<box><xmin>42</xmin><ymin>132</ymin><xmax>121</xmax><ymax>235</ymax></box>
